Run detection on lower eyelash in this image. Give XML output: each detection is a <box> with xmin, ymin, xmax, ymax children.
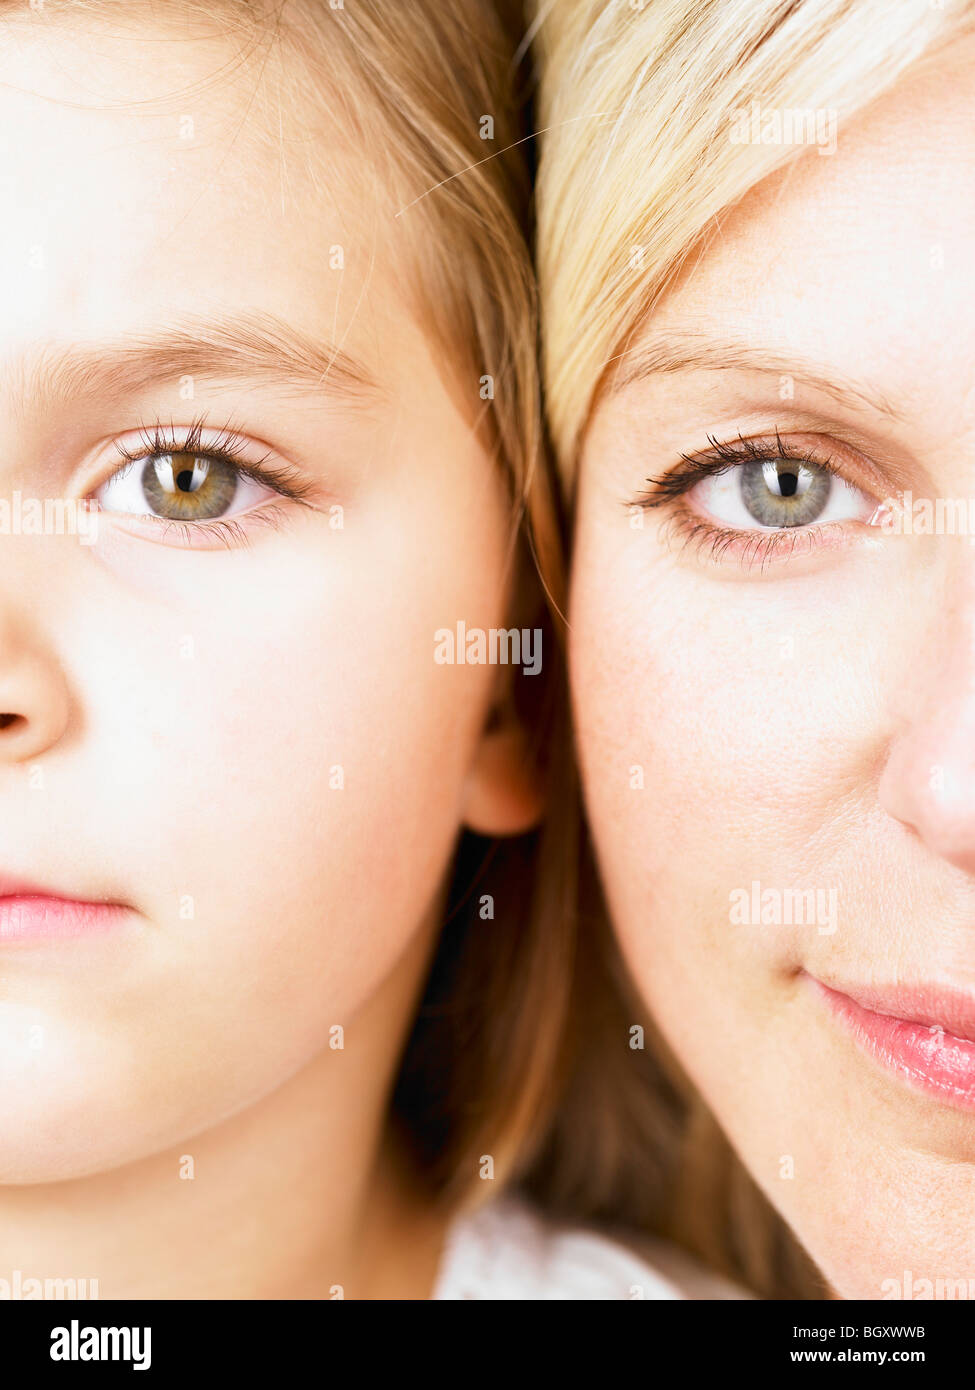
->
<box><xmin>132</xmin><ymin>501</ymin><xmax>293</xmax><ymax>550</ymax></box>
<box><xmin>660</xmin><ymin>510</ymin><xmax>847</xmax><ymax>572</ymax></box>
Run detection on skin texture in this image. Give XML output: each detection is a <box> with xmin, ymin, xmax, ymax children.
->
<box><xmin>0</xmin><ymin>19</ymin><xmax>539</xmax><ymax>1296</ymax></box>
<box><xmin>571</xmin><ymin>44</ymin><xmax>975</xmax><ymax>1299</ymax></box>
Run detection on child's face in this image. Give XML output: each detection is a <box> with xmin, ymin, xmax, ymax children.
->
<box><xmin>0</xmin><ymin>20</ymin><xmax>530</xmax><ymax>1179</ymax></box>
<box><xmin>571</xmin><ymin>43</ymin><xmax>975</xmax><ymax>1296</ymax></box>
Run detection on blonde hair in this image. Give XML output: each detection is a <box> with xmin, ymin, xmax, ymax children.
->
<box><xmin>529</xmin><ymin>0</ymin><xmax>974</xmax><ymax>1296</ymax></box>
<box><xmin>20</xmin><ymin>0</ymin><xmax>573</xmax><ymax>1205</ymax></box>
<box><xmin>534</xmin><ymin>0</ymin><xmax>968</xmax><ymax>492</ymax></box>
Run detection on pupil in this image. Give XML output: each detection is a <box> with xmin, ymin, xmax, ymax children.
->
<box><xmin>176</xmin><ymin>468</ymin><xmax>195</xmax><ymax>491</ymax></box>
<box><xmin>778</xmin><ymin>469</ymin><xmax>799</xmax><ymax>498</ymax></box>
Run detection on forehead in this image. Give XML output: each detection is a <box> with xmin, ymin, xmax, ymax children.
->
<box><xmin>636</xmin><ymin>35</ymin><xmax>975</xmax><ymax>438</ymax></box>
<box><xmin>0</xmin><ymin>15</ymin><xmax>413</xmax><ymax>381</ymax></box>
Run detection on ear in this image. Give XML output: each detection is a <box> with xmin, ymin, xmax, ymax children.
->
<box><xmin>461</xmin><ymin>677</ymin><xmax>544</xmax><ymax>837</ymax></box>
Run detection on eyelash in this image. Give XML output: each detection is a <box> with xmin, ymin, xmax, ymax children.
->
<box><xmin>634</xmin><ymin>431</ymin><xmax>861</xmax><ymax>570</ymax></box>
<box><xmin>101</xmin><ymin>418</ymin><xmax>317</xmax><ymax>548</ymax></box>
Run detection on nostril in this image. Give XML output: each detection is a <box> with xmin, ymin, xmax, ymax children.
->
<box><xmin>0</xmin><ymin>713</ymin><xmax>21</xmax><ymax>730</ymax></box>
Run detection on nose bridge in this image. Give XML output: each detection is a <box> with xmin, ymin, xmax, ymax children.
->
<box><xmin>880</xmin><ymin>556</ymin><xmax>975</xmax><ymax>870</ymax></box>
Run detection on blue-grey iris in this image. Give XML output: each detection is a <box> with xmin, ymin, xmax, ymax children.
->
<box><xmin>739</xmin><ymin>459</ymin><xmax>831</xmax><ymax>526</ymax></box>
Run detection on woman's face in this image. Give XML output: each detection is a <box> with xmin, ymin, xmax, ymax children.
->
<box><xmin>571</xmin><ymin>47</ymin><xmax>975</xmax><ymax>1297</ymax></box>
<box><xmin>0</xmin><ymin>19</ymin><xmax>533</xmax><ymax>1181</ymax></box>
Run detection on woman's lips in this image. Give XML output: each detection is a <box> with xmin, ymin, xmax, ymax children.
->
<box><xmin>809</xmin><ymin>973</ymin><xmax>975</xmax><ymax>1109</ymax></box>
<box><xmin>0</xmin><ymin>878</ymin><xmax>131</xmax><ymax>943</ymax></box>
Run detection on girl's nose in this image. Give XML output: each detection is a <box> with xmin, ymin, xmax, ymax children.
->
<box><xmin>0</xmin><ymin>615</ymin><xmax>70</xmax><ymax>764</ymax></box>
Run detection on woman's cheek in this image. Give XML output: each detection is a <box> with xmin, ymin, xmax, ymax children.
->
<box><xmin>573</xmin><ymin>511</ymin><xmax>894</xmax><ymax>878</ymax></box>
<box><xmin>569</xmin><ymin>518</ymin><xmax>892</xmax><ymax>1082</ymax></box>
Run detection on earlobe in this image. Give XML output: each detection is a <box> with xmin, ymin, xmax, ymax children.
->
<box><xmin>462</xmin><ymin>705</ymin><xmax>544</xmax><ymax>837</ymax></box>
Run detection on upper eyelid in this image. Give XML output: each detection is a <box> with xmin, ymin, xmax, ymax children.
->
<box><xmin>110</xmin><ymin>419</ymin><xmax>268</xmax><ymax>469</ymax></box>
<box><xmin>633</xmin><ymin>432</ymin><xmax>876</xmax><ymax>509</ymax></box>
<box><xmin>92</xmin><ymin>421</ymin><xmax>319</xmax><ymax>506</ymax></box>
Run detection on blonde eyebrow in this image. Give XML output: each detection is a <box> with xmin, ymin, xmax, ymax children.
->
<box><xmin>22</xmin><ymin>310</ymin><xmax>380</xmax><ymax>406</ymax></box>
<box><xmin>607</xmin><ymin>333</ymin><xmax>904</xmax><ymax>423</ymax></box>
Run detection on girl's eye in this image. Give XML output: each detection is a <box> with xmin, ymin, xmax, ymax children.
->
<box><xmin>95</xmin><ymin>451</ymin><xmax>275</xmax><ymax>523</ymax></box>
<box><xmin>690</xmin><ymin>458</ymin><xmax>873</xmax><ymax>530</ymax></box>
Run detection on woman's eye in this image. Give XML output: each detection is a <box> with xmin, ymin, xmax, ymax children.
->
<box><xmin>94</xmin><ymin>452</ymin><xmax>275</xmax><ymax>523</ymax></box>
<box><xmin>690</xmin><ymin>458</ymin><xmax>873</xmax><ymax>530</ymax></box>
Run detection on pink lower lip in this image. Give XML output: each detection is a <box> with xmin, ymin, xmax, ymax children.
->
<box><xmin>0</xmin><ymin>895</ymin><xmax>129</xmax><ymax>942</ymax></box>
<box><xmin>811</xmin><ymin>975</ymin><xmax>975</xmax><ymax>1109</ymax></box>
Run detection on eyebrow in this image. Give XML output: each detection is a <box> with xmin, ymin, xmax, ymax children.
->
<box><xmin>607</xmin><ymin>333</ymin><xmax>903</xmax><ymax>423</ymax></box>
<box><xmin>22</xmin><ymin>310</ymin><xmax>380</xmax><ymax>407</ymax></box>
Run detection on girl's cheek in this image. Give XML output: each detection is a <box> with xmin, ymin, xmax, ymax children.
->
<box><xmin>64</xmin><ymin>502</ymin><xmax>497</xmax><ymax>945</ymax></box>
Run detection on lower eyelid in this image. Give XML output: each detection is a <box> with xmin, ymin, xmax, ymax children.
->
<box><xmin>664</xmin><ymin>512</ymin><xmax>859</xmax><ymax>569</ymax></box>
<box><xmin>96</xmin><ymin>499</ymin><xmax>295</xmax><ymax>551</ymax></box>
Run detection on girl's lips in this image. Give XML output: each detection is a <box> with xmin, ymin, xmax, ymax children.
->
<box><xmin>0</xmin><ymin>892</ymin><xmax>131</xmax><ymax>942</ymax></box>
<box><xmin>808</xmin><ymin>973</ymin><xmax>975</xmax><ymax>1109</ymax></box>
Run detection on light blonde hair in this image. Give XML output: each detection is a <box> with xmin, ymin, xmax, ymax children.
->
<box><xmin>534</xmin><ymin>0</ymin><xmax>969</xmax><ymax>492</ymax></box>
<box><xmin>528</xmin><ymin>0</ymin><xmax>974</xmax><ymax>1297</ymax></box>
